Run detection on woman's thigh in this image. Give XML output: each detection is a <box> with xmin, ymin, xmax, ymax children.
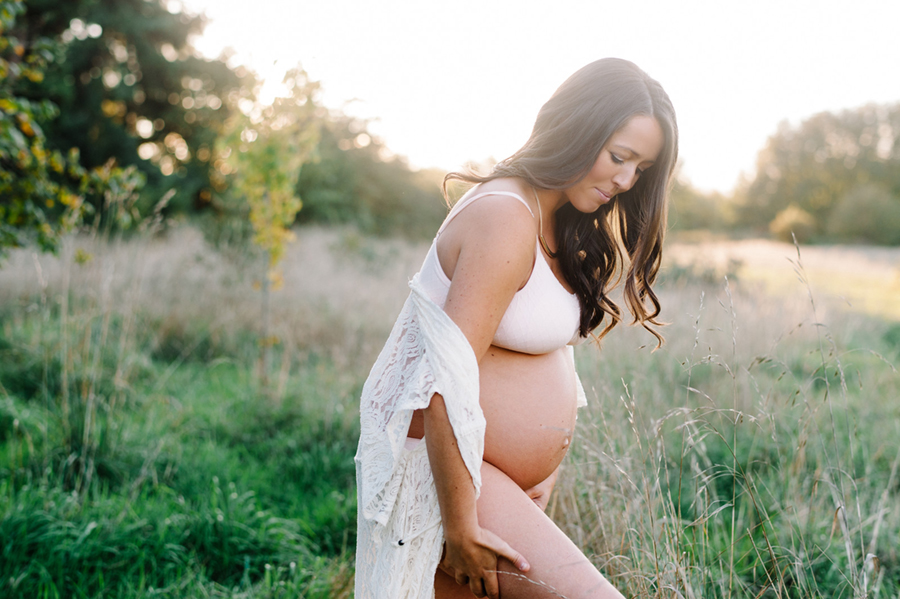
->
<box><xmin>434</xmin><ymin>461</ymin><xmax>624</xmax><ymax>599</ymax></box>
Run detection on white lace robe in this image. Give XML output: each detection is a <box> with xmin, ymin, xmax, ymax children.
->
<box><xmin>354</xmin><ymin>273</ymin><xmax>586</xmax><ymax>599</ymax></box>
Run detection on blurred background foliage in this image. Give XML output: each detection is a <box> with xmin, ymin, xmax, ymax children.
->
<box><xmin>736</xmin><ymin>103</ymin><xmax>900</xmax><ymax>243</ymax></box>
<box><xmin>3</xmin><ymin>0</ymin><xmax>897</xmax><ymax>249</ymax></box>
<box><xmin>1</xmin><ymin>0</ymin><xmax>447</xmax><ymax>255</ymax></box>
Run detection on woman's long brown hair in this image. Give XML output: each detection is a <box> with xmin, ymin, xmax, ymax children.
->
<box><xmin>444</xmin><ymin>58</ymin><xmax>679</xmax><ymax>346</ymax></box>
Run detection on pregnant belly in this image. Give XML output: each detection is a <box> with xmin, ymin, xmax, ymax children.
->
<box><xmin>408</xmin><ymin>345</ymin><xmax>577</xmax><ymax>491</ymax></box>
<box><xmin>479</xmin><ymin>345</ymin><xmax>577</xmax><ymax>490</ymax></box>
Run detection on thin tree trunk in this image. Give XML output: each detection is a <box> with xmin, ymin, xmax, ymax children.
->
<box><xmin>260</xmin><ymin>248</ymin><xmax>271</xmax><ymax>394</ymax></box>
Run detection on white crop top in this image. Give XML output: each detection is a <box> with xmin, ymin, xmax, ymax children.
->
<box><xmin>418</xmin><ymin>189</ymin><xmax>583</xmax><ymax>355</ymax></box>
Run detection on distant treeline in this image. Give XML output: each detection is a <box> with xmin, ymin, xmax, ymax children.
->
<box><xmin>670</xmin><ymin>103</ymin><xmax>900</xmax><ymax>244</ymax></box>
<box><xmin>3</xmin><ymin>0</ymin><xmax>900</xmax><ymax>247</ymax></box>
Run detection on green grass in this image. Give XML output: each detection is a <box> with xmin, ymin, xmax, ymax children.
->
<box><xmin>0</xmin><ymin>304</ymin><xmax>359</xmax><ymax>597</ymax></box>
<box><xmin>1</xmin><ymin>227</ymin><xmax>899</xmax><ymax>597</ymax></box>
<box><xmin>558</xmin><ymin>270</ymin><xmax>900</xmax><ymax>598</ymax></box>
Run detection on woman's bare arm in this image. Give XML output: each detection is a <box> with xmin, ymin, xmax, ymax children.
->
<box><xmin>424</xmin><ymin>393</ymin><xmax>529</xmax><ymax>598</ymax></box>
<box><xmin>423</xmin><ymin>193</ymin><xmax>537</xmax><ymax>598</ymax></box>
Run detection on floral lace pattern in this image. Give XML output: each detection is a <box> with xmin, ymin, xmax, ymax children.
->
<box><xmin>355</xmin><ymin>274</ymin><xmax>485</xmax><ymax>599</ymax></box>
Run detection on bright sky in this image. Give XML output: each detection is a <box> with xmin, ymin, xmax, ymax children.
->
<box><xmin>178</xmin><ymin>0</ymin><xmax>900</xmax><ymax>194</ymax></box>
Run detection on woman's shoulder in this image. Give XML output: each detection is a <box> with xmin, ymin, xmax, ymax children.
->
<box><xmin>458</xmin><ymin>178</ymin><xmax>533</xmax><ymax>208</ymax></box>
<box><xmin>447</xmin><ymin>178</ymin><xmax>537</xmax><ymax>240</ymax></box>
<box><xmin>436</xmin><ymin>178</ymin><xmax>538</xmax><ymax>286</ymax></box>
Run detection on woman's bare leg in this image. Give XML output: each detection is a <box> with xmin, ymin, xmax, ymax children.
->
<box><xmin>435</xmin><ymin>461</ymin><xmax>624</xmax><ymax>599</ymax></box>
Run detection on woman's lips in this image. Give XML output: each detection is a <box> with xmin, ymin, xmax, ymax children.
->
<box><xmin>595</xmin><ymin>188</ymin><xmax>613</xmax><ymax>202</ymax></box>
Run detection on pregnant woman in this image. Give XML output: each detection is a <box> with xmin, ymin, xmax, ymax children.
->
<box><xmin>355</xmin><ymin>58</ymin><xmax>678</xmax><ymax>599</ymax></box>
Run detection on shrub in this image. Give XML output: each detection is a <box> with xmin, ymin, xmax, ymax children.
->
<box><xmin>826</xmin><ymin>184</ymin><xmax>900</xmax><ymax>245</ymax></box>
<box><xmin>768</xmin><ymin>204</ymin><xmax>815</xmax><ymax>242</ymax></box>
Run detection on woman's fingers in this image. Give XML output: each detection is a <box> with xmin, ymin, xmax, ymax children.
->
<box><xmin>441</xmin><ymin>529</ymin><xmax>530</xmax><ymax>598</ymax></box>
<box><xmin>438</xmin><ymin>561</ymin><xmax>453</xmax><ymax>577</ymax></box>
<box><xmin>470</xmin><ymin>577</ymin><xmax>487</xmax><ymax>598</ymax></box>
<box><xmin>484</xmin><ymin>530</ymin><xmax>531</xmax><ymax>572</ymax></box>
<box><xmin>482</xmin><ymin>571</ymin><xmax>500</xmax><ymax>599</ymax></box>
<box><xmin>476</xmin><ymin>531</ymin><xmax>530</xmax><ymax>599</ymax></box>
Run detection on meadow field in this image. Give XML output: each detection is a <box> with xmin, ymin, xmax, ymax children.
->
<box><xmin>1</xmin><ymin>226</ymin><xmax>898</xmax><ymax>598</ymax></box>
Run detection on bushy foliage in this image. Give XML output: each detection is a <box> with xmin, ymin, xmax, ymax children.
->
<box><xmin>737</xmin><ymin>102</ymin><xmax>900</xmax><ymax>241</ymax></box>
<box><xmin>0</xmin><ymin>0</ymin><xmax>143</xmax><ymax>255</ymax></box>
<box><xmin>826</xmin><ymin>184</ymin><xmax>900</xmax><ymax>245</ymax></box>
<box><xmin>17</xmin><ymin>0</ymin><xmax>245</xmax><ymax>217</ymax></box>
<box><xmin>296</xmin><ymin>114</ymin><xmax>447</xmax><ymax>239</ymax></box>
<box><xmin>667</xmin><ymin>175</ymin><xmax>731</xmax><ymax>232</ymax></box>
<box><xmin>769</xmin><ymin>204</ymin><xmax>816</xmax><ymax>243</ymax></box>
<box><xmin>213</xmin><ymin>68</ymin><xmax>320</xmax><ymax>268</ymax></box>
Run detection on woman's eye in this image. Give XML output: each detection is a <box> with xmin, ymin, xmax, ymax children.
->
<box><xmin>610</xmin><ymin>153</ymin><xmax>623</xmax><ymax>164</ymax></box>
<box><xmin>636</xmin><ymin>167</ymin><xmax>645</xmax><ymax>176</ymax></box>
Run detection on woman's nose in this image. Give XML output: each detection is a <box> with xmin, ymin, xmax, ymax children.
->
<box><xmin>612</xmin><ymin>167</ymin><xmax>635</xmax><ymax>192</ymax></box>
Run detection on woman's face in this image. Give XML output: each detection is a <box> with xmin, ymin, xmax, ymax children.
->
<box><xmin>564</xmin><ymin>114</ymin><xmax>664</xmax><ymax>213</ymax></box>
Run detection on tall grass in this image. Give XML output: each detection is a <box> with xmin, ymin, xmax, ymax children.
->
<box><xmin>0</xmin><ymin>225</ymin><xmax>420</xmax><ymax>597</ymax></box>
<box><xmin>1</xmin><ymin>225</ymin><xmax>898</xmax><ymax>597</ymax></box>
<box><xmin>557</xmin><ymin>248</ymin><xmax>900</xmax><ymax>598</ymax></box>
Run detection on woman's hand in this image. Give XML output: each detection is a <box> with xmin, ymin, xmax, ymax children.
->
<box><xmin>424</xmin><ymin>392</ymin><xmax>530</xmax><ymax>598</ymax></box>
<box><xmin>440</xmin><ymin>523</ymin><xmax>530</xmax><ymax>599</ymax></box>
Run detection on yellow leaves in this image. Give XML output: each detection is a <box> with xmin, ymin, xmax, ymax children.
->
<box><xmin>258</xmin><ymin>335</ymin><xmax>280</xmax><ymax>348</ymax></box>
<box><xmin>49</xmin><ymin>152</ymin><xmax>64</xmax><ymax>174</ymax></box>
<box><xmin>101</xmin><ymin>99</ymin><xmax>126</xmax><ymax>118</ymax></box>
<box><xmin>267</xmin><ymin>270</ymin><xmax>284</xmax><ymax>291</ymax></box>
<box><xmin>15</xmin><ymin>112</ymin><xmax>35</xmax><ymax>137</ymax></box>
<box><xmin>23</xmin><ymin>68</ymin><xmax>42</xmax><ymax>83</ymax></box>
<box><xmin>74</xmin><ymin>248</ymin><xmax>93</xmax><ymax>265</ymax></box>
<box><xmin>58</xmin><ymin>190</ymin><xmax>81</xmax><ymax>208</ymax></box>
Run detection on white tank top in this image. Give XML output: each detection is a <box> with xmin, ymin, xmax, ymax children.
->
<box><xmin>418</xmin><ymin>189</ymin><xmax>583</xmax><ymax>355</ymax></box>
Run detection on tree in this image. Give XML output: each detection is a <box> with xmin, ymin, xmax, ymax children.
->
<box><xmin>1</xmin><ymin>0</ymin><xmax>142</xmax><ymax>256</ymax></box>
<box><xmin>667</xmin><ymin>171</ymin><xmax>731</xmax><ymax>232</ymax></box>
<box><xmin>826</xmin><ymin>184</ymin><xmax>900</xmax><ymax>245</ymax></box>
<box><xmin>736</xmin><ymin>103</ymin><xmax>900</xmax><ymax>238</ymax></box>
<box><xmin>214</xmin><ymin>67</ymin><xmax>320</xmax><ymax>390</ymax></box>
<box><xmin>295</xmin><ymin>113</ymin><xmax>447</xmax><ymax>239</ymax></box>
<box><xmin>15</xmin><ymin>0</ymin><xmax>246</xmax><ymax>218</ymax></box>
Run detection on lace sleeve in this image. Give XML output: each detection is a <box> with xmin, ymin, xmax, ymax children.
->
<box><xmin>356</xmin><ymin>274</ymin><xmax>485</xmax><ymax>527</ymax></box>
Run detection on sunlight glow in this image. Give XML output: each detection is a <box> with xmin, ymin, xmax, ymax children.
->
<box><xmin>182</xmin><ymin>0</ymin><xmax>900</xmax><ymax>194</ymax></box>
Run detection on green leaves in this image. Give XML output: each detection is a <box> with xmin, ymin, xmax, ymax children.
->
<box><xmin>216</xmin><ymin>67</ymin><xmax>321</xmax><ymax>270</ymax></box>
<box><xmin>0</xmin><ymin>0</ymin><xmax>143</xmax><ymax>257</ymax></box>
<box><xmin>738</xmin><ymin>102</ymin><xmax>900</xmax><ymax>242</ymax></box>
